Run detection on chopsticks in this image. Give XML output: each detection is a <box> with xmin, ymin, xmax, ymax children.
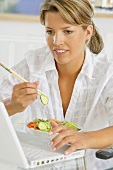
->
<box><xmin>0</xmin><ymin>61</ymin><xmax>46</xmax><ymax>96</ymax></box>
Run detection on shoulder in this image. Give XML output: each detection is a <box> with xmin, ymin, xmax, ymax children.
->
<box><xmin>94</xmin><ymin>52</ymin><xmax>111</xmax><ymax>64</ymax></box>
<box><xmin>93</xmin><ymin>52</ymin><xmax>113</xmax><ymax>73</ymax></box>
<box><xmin>83</xmin><ymin>49</ymin><xmax>113</xmax><ymax>81</ymax></box>
<box><xmin>24</xmin><ymin>46</ymin><xmax>51</xmax><ymax>72</ymax></box>
<box><xmin>25</xmin><ymin>45</ymin><xmax>50</xmax><ymax>65</ymax></box>
<box><xmin>86</xmin><ymin>51</ymin><xmax>113</xmax><ymax>87</ymax></box>
<box><xmin>93</xmin><ymin>52</ymin><xmax>113</xmax><ymax>90</ymax></box>
<box><xmin>11</xmin><ymin>46</ymin><xmax>51</xmax><ymax>80</ymax></box>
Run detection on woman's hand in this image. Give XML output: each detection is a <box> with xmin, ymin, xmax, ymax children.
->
<box><xmin>49</xmin><ymin>122</ymin><xmax>113</xmax><ymax>155</ymax></box>
<box><xmin>5</xmin><ymin>81</ymin><xmax>39</xmax><ymax>115</ymax></box>
<box><xmin>48</xmin><ymin>121</ymin><xmax>88</xmax><ymax>155</ymax></box>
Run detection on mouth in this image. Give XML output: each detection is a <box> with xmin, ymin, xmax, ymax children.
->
<box><xmin>53</xmin><ymin>49</ymin><xmax>68</xmax><ymax>56</ymax></box>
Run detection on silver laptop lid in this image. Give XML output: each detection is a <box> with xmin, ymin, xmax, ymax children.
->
<box><xmin>0</xmin><ymin>102</ymin><xmax>29</xmax><ymax>169</ymax></box>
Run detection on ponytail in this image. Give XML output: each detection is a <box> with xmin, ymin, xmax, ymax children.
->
<box><xmin>88</xmin><ymin>22</ymin><xmax>104</xmax><ymax>54</ymax></box>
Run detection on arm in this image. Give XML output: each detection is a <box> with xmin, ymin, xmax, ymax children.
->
<box><xmin>48</xmin><ymin>74</ymin><xmax>113</xmax><ymax>155</ymax></box>
<box><xmin>48</xmin><ymin>121</ymin><xmax>113</xmax><ymax>155</ymax></box>
<box><xmin>0</xmin><ymin>57</ymin><xmax>39</xmax><ymax>116</ymax></box>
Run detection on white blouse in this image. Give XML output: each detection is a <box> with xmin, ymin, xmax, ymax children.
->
<box><xmin>1</xmin><ymin>46</ymin><xmax>113</xmax><ymax>169</ymax></box>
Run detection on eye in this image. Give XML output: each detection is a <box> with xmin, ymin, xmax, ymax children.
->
<box><xmin>46</xmin><ymin>30</ymin><xmax>54</xmax><ymax>35</ymax></box>
<box><xmin>64</xmin><ymin>30</ymin><xmax>73</xmax><ymax>34</ymax></box>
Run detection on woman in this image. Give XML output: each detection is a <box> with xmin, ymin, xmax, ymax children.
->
<box><xmin>1</xmin><ymin>0</ymin><xmax>113</xmax><ymax>169</ymax></box>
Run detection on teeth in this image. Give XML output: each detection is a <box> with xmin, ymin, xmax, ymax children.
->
<box><xmin>56</xmin><ymin>50</ymin><xmax>66</xmax><ymax>53</ymax></box>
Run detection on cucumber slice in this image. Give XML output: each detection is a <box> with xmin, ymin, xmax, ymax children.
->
<box><xmin>38</xmin><ymin>122</ymin><xmax>48</xmax><ymax>131</ymax></box>
<box><xmin>40</xmin><ymin>94</ymin><xmax>48</xmax><ymax>105</ymax></box>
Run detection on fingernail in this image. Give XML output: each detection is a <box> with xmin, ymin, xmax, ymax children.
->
<box><xmin>52</xmin><ymin>147</ymin><xmax>56</xmax><ymax>152</ymax></box>
<box><xmin>64</xmin><ymin>151</ymin><xmax>69</xmax><ymax>155</ymax></box>
<box><xmin>48</xmin><ymin>131</ymin><xmax>53</xmax><ymax>135</ymax></box>
<box><xmin>48</xmin><ymin>141</ymin><xmax>53</xmax><ymax>146</ymax></box>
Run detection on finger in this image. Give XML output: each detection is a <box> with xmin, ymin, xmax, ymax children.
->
<box><xmin>13</xmin><ymin>83</ymin><xmax>38</xmax><ymax>96</ymax></box>
<box><xmin>24</xmin><ymin>94</ymin><xmax>38</xmax><ymax>101</ymax></box>
<box><xmin>64</xmin><ymin>143</ymin><xmax>82</xmax><ymax>155</ymax></box>
<box><xmin>49</xmin><ymin>124</ymin><xmax>69</xmax><ymax>136</ymax></box>
<box><xmin>33</xmin><ymin>81</ymin><xmax>39</xmax><ymax>86</ymax></box>
<box><xmin>51</xmin><ymin>129</ymin><xmax>72</xmax><ymax>145</ymax></box>
<box><xmin>51</xmin><ymin>135</ymin><xmax>73</xmax><ymax>152</ymax></box>
<box><xmin>13</xmin><ymin>82</ymin><xmax>38</xmax><ymax>91</ymax></box>
<box><xmin>50</xmin><ymin>121</ymin><xmax>58</xmax><ymax>128</ymax></box>
<box><xmin>19</xmin><ymin>94</ymin><xmax>38</xmax><ymax>103</ymax></box>
<box><xmin>19</xmin><ymin>88</ymin><xmax>38</xmax><ymax>96</ymax></box>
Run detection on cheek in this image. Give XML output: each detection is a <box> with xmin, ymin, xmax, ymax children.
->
<box><xmin>74</xmin><ymin>35</ymin><xmax>86</xmax><ymax>47</ymax></box>
<box><xmin>46</xmin><ymin>36</ymin><xmax>53</xmax><ymax>48</ymax></box>
<box><xmin>79</xmin><ymin>33</ymin><xmax>87</xmax><ymax>45</ymax></box>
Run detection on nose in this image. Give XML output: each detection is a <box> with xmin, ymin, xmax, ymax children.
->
<box><xmin>53</xmin><ymin>34</ymin><xmax>64</xmax><ymax>46</ymax></box>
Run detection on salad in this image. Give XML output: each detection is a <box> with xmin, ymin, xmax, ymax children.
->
<box><xmin>27</xmin><ymin>119</ymin><xmax>79</xmax><ymax>132</ymax></box>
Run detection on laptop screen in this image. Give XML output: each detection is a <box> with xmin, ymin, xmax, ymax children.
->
<box><xmin>0</xmin><ymin>102</ymin><xmax>29</xmax><ymax>169</ymax></box>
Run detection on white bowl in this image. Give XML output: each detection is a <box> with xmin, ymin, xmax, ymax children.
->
<box><xmin>27</xmin><ymin>127</ymin><xmax>57</xmax><ymax>140</ymax></box>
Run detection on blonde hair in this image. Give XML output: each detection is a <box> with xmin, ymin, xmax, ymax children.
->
<box><xmin>40</xmin><ymin>0</ymin><xmax>104</xmax><ymax>54</ymax></box>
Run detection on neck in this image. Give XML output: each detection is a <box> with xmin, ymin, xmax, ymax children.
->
<box><xmin>56</xmin><ymin>56</ymin><xmax>85</xmax><ymax>79</ymax></box>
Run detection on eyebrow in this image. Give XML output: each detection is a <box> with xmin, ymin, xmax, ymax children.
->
<box><xmin>45</xmin><ymin>26</ymin><xmax>72</xmax><ymax>29</ymax></box>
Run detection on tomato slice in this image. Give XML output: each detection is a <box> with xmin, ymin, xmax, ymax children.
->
<box><xmin>27</xmin><ymin>122</ymin><xmax>38</xmax><ymax>128</ymax></box>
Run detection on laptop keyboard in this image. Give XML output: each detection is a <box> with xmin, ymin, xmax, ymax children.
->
<box><xmin>21</xmin><ymin>141</ymin><xmax>71</xmax><ymax>160</ymax></box>
<box><xmin>21</xmin><ymin>142</ymin><xmax>70</xmax><ymax>167</ymax></box>
<box><xmin>21</xmin><ymin>143</ymin><xmax>85</xmax><ymax>170</ymax></box>
<box><xmin>20</xmin><ymin>141</ymin><xmax>84</xmax><ymax>168</ymax></box>
<box><xmin>21</xmin><ymin>143</ymin><xmax>53</xmax><ymax>160</ymax></box>
<box><xmin>16</xmin><ymin>132</ymin><xmax>84</xmax><ymax>168</ymax></box>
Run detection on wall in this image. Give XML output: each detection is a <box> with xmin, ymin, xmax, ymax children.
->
<box><xmin>0</xmin><ymin>20</ymin><xmax>46</xmax><ymax>75</ymax></box>
<box><xmin>94</xmin><ymin>17</ymin><xmax>113</xmax><ymax>59</ymax></box>
<box><xmin>0</xmin><ymin>17</ymin><xmax>113</xmax><ymax>75</ymax></box>
<box><xmin>94</xmin><ymin>17</ymin><xmax>113</xmax><ymax>40</ymax></box>
<box><xmin>0</xmin><ymin>20</ymin><xmax>45</xmax><ymax>37</ymax></box>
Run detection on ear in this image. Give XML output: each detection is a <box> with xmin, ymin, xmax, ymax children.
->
<box><xmin>86</xmin><ymin>25</ymin><xmax>93</xmax><ymax>40</ymax></box>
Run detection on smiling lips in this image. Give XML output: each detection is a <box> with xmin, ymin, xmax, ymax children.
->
<box><xmin>54</xmin><ymin>49</ymin><xmax>68</xmax><ymax>55</ymax></box>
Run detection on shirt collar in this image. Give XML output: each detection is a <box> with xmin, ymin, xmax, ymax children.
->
<box><xmin>40</xmin><ymin>47</ymin><xmax>94</xmax><ymax>79</ymax></box>
<box><xmin>40</xmin><ymin>48</ymin><xmax>56</xmax><ymax>73</ymax></box>
<box><xmin>80</xmin><ymin>48</ymin><xmax>94</xmax><ymax>79</ymax></box>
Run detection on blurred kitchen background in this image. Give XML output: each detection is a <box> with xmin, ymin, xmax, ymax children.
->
<box><xmin>0</xmin><ymin>0</ymin><xmax>113</xmax><ymax>75</ymax></box>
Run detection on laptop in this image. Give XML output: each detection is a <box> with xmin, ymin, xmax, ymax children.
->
<box><xmin>0</xmin><ymin>102</ymin><xmax>85</xmax><ymax>169</ymax></box>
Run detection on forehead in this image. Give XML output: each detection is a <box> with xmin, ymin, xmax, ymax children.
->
<box><xmin>45</xmin><ymin>12</ymin><xmax>73</xmax><ymax>28</ymax></box>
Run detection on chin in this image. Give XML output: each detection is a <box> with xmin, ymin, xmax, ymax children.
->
<box><xmin>55</xmin><ymin>59</ymin><xmax>69</xmax><ymax>65</ymax></box>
